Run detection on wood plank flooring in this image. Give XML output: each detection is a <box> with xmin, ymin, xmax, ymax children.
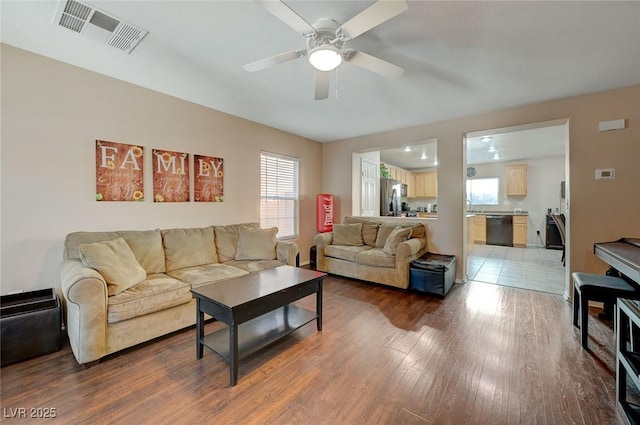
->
<box><xmin>0</xmin><ymin>275</ymin><xmax>627</xmax><ymax>424</ymax></box>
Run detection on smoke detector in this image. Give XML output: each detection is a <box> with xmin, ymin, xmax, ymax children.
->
<box><xmin>53</xmin><ymin>0</ymin><xmax>147</xmax><ymax>54</ymax></box>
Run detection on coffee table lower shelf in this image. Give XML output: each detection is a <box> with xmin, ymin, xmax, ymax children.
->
<box><xmin>201</xmin><ymin>305</ymin><xmax>316</xmax><ymax>363</ymax></box>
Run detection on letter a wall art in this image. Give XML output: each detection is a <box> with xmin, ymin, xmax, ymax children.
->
<box><xmin>95</xmin><ymin>140</ymin><xmax>144</xmax><ymax>201</ymax></box>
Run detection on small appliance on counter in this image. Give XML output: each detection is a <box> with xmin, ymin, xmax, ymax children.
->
<box><xmin>401</xmin><ymin>202</ymin><xmax>411</xmax><ymax>212</ymax></box>
<box><xmin>432</xmin><ymin>204</ymin><xmax>437</xmax><ymax>213</ymax></box>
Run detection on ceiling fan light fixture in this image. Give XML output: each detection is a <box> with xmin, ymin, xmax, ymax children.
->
<box><xmin>308</xmin><ymin>45</ymin><xmax>342</xmax><ymax>71</ymax></box>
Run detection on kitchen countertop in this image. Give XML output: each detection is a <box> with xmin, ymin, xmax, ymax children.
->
<box><xmin>468</xmin><ymin>210</ymin><xmax>529</xmax><ymax>216</ymax></box>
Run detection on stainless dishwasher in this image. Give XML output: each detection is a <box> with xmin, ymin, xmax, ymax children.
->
<box><xmin>486</xmin><ymin>215</ymin><xmax>513</xmax><ymax>247</ymax></box>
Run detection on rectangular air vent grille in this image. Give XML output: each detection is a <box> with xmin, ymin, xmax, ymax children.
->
<box><xmin>108</xmin><ymin>24</ymin><xmax>146</xmax><ymax>52</ymax></box>
<box><xmin>58</xmin><ymin>0</ymin><xmax>92</xmax><ymax>33</ymax></box>
<box><xmin>54</xmin><ymin>0</ymin><xmax>147</xmax><ymax>54</ymax></box>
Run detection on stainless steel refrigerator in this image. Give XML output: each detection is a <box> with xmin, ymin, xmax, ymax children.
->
<box><xmin>380</xmin><ymin>178</ymin><xmax>401</xmax><ymax>216</ymax></box>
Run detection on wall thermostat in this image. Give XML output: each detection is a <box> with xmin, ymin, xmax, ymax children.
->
<box><xmin>595</xmin><ymin>168</ymin><xmax>615</xmax><ymax>180</ymax></box>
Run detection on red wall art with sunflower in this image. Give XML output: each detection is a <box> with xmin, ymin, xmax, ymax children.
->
<box><xmin>152</xmin><ymin>149</ymin><xmax>190</xmax><ymax>202</ymax></box>
<box><xmin>194</xmin><ymin>154</ymin><xmax>224</xmax><ymax>202</ymax></box>
<box><xmin>95</xmin><ymin>140</ymin><xmax>144</xmax><ymax>201</ymax></box>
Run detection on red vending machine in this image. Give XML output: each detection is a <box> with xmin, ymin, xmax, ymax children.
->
<box><xmin>316</xmin><ymin>194</ymin><xmax>334</xmax><ymax>233</ymax></box>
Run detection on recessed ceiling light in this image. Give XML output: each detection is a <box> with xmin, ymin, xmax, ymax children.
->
<box><xmin>493</xmin><ymin>152</ymin><xmax>500</xmax><ymax>160</ymax></box>
<box><xmin>433</xmin><ymin>159</ymin><xmax>438</xmax><ymax>165</ymax></box>
<box><xmin>480</xmin><ymin>136</ymin><xmax>493</xmax><ymax>142</ymax></box>
<box><xmin>488</xmin><ymin>146</ymin><xmax>496</xmax><ymax>153</ymax></box>
<box><xmin>421</xmin><ymin>153</ymin><xmax>427</xmax><ymax>160</ymax></box>
<box><xmin>404</xmin><ymin>147</ymin><xmax>411</xmax><ymax>152</ymax></box>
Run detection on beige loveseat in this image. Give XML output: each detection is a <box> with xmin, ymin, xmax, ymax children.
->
<box><xmin>314</xmin><ymin>217</ymin><xmax>427</xmax><ymax>289</ymax></box>
<box><xmin>60</xmin><ymin>223</ymin><xmax>299</xmax><ymax>365</ymax></box>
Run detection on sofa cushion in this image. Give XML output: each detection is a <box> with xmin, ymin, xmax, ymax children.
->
<box><xmin>162</xmin><ymin>227</ymin><xmax>217</xmax><ymax>272</ymax></box>
<box><xmin>226</xmin><ymin>260</ymin><xmax>286</xmax><ymax>273</ymax></box>
<box><xmin>78</xmin><ymin>237</ymin><xmax>147</xmax><ymax>296</ymax></box>
<box><xmin>343</xmin><ymin>217</ymin><xmax>379</xmax><ymax>246</ymax></box>
<box><xmin>166</xmin><ymin>263</ymin><xmax>249</xmax><ymax>289</ymax></box>
<box><xmin>355</xmin><ymin>248</ymin><xmax>396</xmax><ymax>268</ymax></box>
<box><xmin>235</xmin><ymin>227</ymin><xmax>277</xmax><ymax>260</ymax></box>
<box><xmin>65</xmin><ymin>230</ymin><xmax>165</xmax><ymax>274</ymax></box>
<box><xmin>214</xmin><ymin>223</ymin><xmax>260</xmax><ymax>262</ymax></box>
<box><xmin>324</xmin><ymin>245</ymin><xmax>371</xmax><ymax>262</ymax></box>
<box><xmin>383</xmin><ymin>226</ymin><xmax>412</xmax><ymax>255</ymax></box>
<box><xmin>332</xmin><ymin>223</ymin><xmax>364</xmax><ymax>246</ymax></box>
<box><xmin>107</xmin><ymin>273</ymin><xmax>192</xmax><ymax>324</ymax></box>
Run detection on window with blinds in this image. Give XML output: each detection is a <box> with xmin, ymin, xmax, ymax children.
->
<box><xmin>260</xmin><ymin>151</ymin><xmax>299</xmax><ymax>239</ymax></box>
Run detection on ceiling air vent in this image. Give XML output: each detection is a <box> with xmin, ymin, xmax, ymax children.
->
<box><xmin>54</xmin><ymin>0</ymin><xmax>148</xmax><ymax>54</ymax></box>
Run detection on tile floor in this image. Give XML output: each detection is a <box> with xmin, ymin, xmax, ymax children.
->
<box><xmin>467</xmin><ymin>244</ymin><xmax>568</xmax><ymax>295</ymax></box>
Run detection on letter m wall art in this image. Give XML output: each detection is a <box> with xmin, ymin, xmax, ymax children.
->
<box><xmin>152</xmin><ymin>149</ymin><xmax>190</xmax><ymax>202</ymax></box>
<box><xmin>95</xmin><ymin>140</ymin><xmax>144</xmax><ymax>201</ymax></box>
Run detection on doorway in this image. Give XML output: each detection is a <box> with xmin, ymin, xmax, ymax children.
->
<box><xmin>464</xmin><ymin>120</ymin><xmax>570</xmax><ymax>296</ymax></box>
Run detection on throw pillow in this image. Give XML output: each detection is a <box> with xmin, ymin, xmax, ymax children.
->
<box><xmin>332</xmin><ymin>223</ymin><xmax>364</xmax><ymax>246</ymax></box>
<box><xmin>235</xmin><ymin>227</ymin><xmax>278</xmax><ymax>260</ymax></box>
<box><xmin>383</xmin><ymin>226</ymin><xmax>412</xmax><ymax>255</ymax></box>
<box><xmin>78</xmin><ymin>237</ymin><xmax>147</xmax><ymax>296</ymax></box>
<box><xmin>375</xmin><ymin>223</ymin><xmax>400</xmax><ymax>248</ymax></box>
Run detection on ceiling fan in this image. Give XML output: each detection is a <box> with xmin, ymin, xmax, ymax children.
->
<box><xmin>243</xmin><ymin>0</ymin><xmax>408</xmax><ymax>100</ymax></box>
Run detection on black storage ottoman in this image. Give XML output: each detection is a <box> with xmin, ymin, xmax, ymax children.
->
<box><xmin>410</xmin><ymin>253</ymin><xmax>457</xmax><ymax>297</ymax></box>
<box><xmin>1</xmin><ymin>289</ymin><xmax>62</xmax><ymax>366</ymax></box>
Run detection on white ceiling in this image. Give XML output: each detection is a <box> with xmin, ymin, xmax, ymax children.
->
<box><xmin>2</xmin><ymin>1</ymin><xmax>639</xmax><ymax>143</ymax></box>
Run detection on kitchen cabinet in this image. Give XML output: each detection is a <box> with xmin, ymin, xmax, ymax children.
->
<box><xmin>385</xmin><ymin>165</ymin><xmax>399</xmax><ymax>180</ymax></box>
<box><xmin>415</xmin><ymin>172</ymin><xmax>437</xmax><ymax>198</ymax></box>
<box><xmin>473</xmin><ymin>215</ymin><xmax>486</xmax><ymax>244</ymax></box>
<box><xmin>404</xmin><ymin>170</ymin><xmax>416</xmax><ymax>198</ymax></box>
<box><xmin>383</xmin><ymin>164</ymin><xmax>416</xmax><ymax>198</ymax></box>
<box><xmin>506</xmin><ymin>165</ymin><xmax>528</xmax><ymax>196</ymax></box>
<box><xmin>512</xmin><ymin>215</ymin><xmax>528</xmax><ymax>247</ymax></box>
<box><xmin>467</xmin><ymin>216</ymin><xmax>475</xmax><ymax>255</ymax></box>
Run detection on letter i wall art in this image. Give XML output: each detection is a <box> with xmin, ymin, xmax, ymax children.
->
<box><xmin>95</xmin><ymin>140</ymin><xmax>224</xmax><ymax>202</ymax></box>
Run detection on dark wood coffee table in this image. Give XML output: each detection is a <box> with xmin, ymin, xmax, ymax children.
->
<box><xmin>191</xmin><ymin>265</ymin><xmax>326</xmax><ymax>386</ymax></box>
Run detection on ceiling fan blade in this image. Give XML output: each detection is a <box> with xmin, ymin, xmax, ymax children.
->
<box><xmin>347</xmin><ymin>50</ymin><xmax>404</xmax><ymax>79</ymax></box>
<box><xmin>314</xmin><ymin>69</ymin><xmax>330</xmax><ymax>100</ymax></box>
<box><xmin>338</xmin><ymin>0</ymin><xmax>408</xmax><ymax>41</ymax></box>
<box><xmin>256</xmin><ymin>0</ymin><xmax>316</xmax><ymax>35</ymax></box>
<box><xmin>243</xmin><ymin>50</ymin><xmax>306</xmax><ymax>72</ymax></box>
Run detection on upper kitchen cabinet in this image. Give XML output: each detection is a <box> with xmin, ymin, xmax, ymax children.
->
<box><xmin>404</xmin><ymin>170</ymin><xmax>415</xmax><ymax>198</ymax></box>
<box><xmin>415</xmin><ymin>171</ymin><xmax>437</xmax><ymax>197</ymax></box>
<box><xmin>506</xmin><ymin>165</ymin><xmax>528</xmax><ymax>196</ymax></box>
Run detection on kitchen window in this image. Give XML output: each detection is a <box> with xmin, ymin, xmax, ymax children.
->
<box><xmin>466</xmin><ymin>178</ymin><xmax>499</xmax><ymax>205</ymax></box>
<box><xmin>260</xmin><ymin>151</ymin><xmax>299</xmax><ymax>239</ymax></box>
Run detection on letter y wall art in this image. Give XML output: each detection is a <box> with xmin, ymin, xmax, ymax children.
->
<box><xmin>95</xmin><ymin>140</ymin><xmax>224</xmax><ymax>202</ymax></box>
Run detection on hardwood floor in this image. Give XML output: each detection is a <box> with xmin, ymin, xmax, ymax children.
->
<box><xmin>0</xmin><ymin>275</ymin><xmax>627</xmax><ymax>424</ymax></box>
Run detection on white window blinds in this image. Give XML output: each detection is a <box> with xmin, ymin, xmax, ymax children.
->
<box><xmin>260</xmin><ymin>151</ymin><xmax>299</xmax><ymax>239</ymax></box>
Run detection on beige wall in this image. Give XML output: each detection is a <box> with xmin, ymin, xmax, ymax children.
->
<box><xmin>0</xmin><ymin>44</ymin><xmax>322</xmax><ymax>294</ymax></box>
<box><xmin>323</xmin><ymin>85</ymin><xmax>640</xmax><ymax>294</ymax></box>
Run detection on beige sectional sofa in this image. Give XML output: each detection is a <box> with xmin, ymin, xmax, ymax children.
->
<box><xmin>60</xmin><ymin>223</ymin><xmax>299</xmax><ymax>365</ymax></box>
<box><xmin>314</xmin><ymin>217</ymin><xmax>427</xmax><ymax>289</ymax></box>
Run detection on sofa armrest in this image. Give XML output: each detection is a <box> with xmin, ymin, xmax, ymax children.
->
<box><xmin>314</xmin><ymin>232</ymin><xmax>333</xmax><ymax>249</ymax></box>
<box><xmin>276</xmin><ymin>240</ymin><xmax>299</xmax><ymax>266</ymax></box>
<box><xmin>60</xmin><ymin>259</ymin><xmax>108</xmax><ymax>364</ymax></box>
<box><xmin>396</xmin><ymin>238</ymin><xmax>426</xmax><ymax>261</ymax></box>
